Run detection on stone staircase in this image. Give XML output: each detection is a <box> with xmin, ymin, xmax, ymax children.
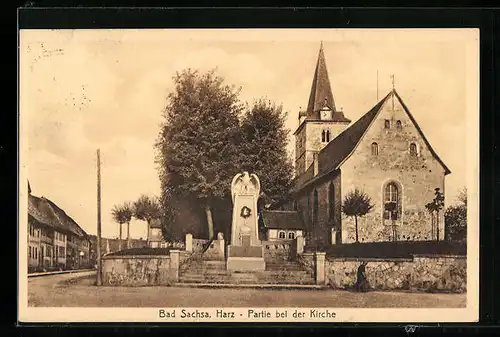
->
<box><xmin>179</xmin><ymin>259</ymin><xmax>315</xmax><ymax>285</ymax></box>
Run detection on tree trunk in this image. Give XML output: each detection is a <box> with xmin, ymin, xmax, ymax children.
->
<box><xmin>118</xmin><ymin>223</ymin><xmax>123</xmax><ymax>251</ymax></box>
<box><xmin>355</xmin><ymin>216</ymin><xmax>359</xmax><ymax>243</ymax></box>
<box><xmin>436</xmin><ymin>211</ymin><xmax>440</xmax><ymax>242</ymax></box>
<box><xmin>146</xmin><ymin>220</ymin><xmax>150</xmax><ymax>246</ymax></box>
<box><xmin>392</xmin><ymin>219</ymin><xmax>396</xmax><ymax>242</ymax></box>
<box><xmin>430</xmin><ymin>212</ymin><xmax>435</xmax><ymax>240</ymax></box>
<box><xmin>205</xmin><ymin>205</ymin><xmax>215</xmax><ymax>240</ymax></box>
<box><xmin>127</xmin><ymin>221</ymin><xmax>131</xmax><ymax>249</ymax></box>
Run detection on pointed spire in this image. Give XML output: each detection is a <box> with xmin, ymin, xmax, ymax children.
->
<box><xmin>305</xmin><ymin>43</ymin><xmax>350</xmax><ymax>122</ymax></box>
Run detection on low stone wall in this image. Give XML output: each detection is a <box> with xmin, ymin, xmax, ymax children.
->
<box><xmin>102</xmin><ymin>250</ymin><xmax>189</xmax><ymax>286</ymax></box>
<box><xmin>262</xmin><ymin>240</ymin><xmax>295</xmax><ymax>261</ymax></box>
<box><xmin>192</xmin><ymin>238</ymin><xmax>209</xmax><ymax>253</ymax></box>
<box><xmin>297</xmin><ymin>252</ymin><xmax>315</xmax><ymax>274</ymax></box>
<box><xmin>325</xmin><ymin>254</ymin><xmax>466</xmax><ymax>293</ymax></box>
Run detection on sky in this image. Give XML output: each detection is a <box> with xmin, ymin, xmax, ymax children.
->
<box><xmin>19</xmin><ymin>29</ymin><xmax>479</xmax><ymax>239</ymax></box>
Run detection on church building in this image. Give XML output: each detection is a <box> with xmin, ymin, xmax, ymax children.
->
<box><xmin>289</xmin><ymin>43</ymin><xmax>451</xmax><ymax>246</ymax></box>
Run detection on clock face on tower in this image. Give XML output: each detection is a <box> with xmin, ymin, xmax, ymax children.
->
<box><xmin>320</xmin><ymin>109</ymin><xmax>331</xmax><ymax>120</ymax></box>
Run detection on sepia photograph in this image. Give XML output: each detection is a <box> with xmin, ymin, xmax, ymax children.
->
<box><xmin>18</xmin><ymin>28</ymin><xmax>479</xmax><ymax>323</ymax></box>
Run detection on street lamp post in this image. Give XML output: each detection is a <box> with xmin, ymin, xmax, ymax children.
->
<box><xmin>79</xmin><ymin>251</ymin><xmax>84</xmax><ymax>269</ymax></box>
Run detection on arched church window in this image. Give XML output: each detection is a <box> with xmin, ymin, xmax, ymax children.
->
<box><xmin>326</xmin><ymin>130</ymin><xmax>331</xmax><ymax>142</ymax></box>
<box><xmin>279</xmin><ymin>231</ymin><xmax>286</xmax><ymax>239</ymax></box>
<box><xmin>384</xmin><ymin>182</ymin><xmax>400</xmax><ymax>220</ymax></box>
<box><xmin>288</xmin><ymin>232</ymin><xmax>295</xmax><ymax>240</ymax></box>
<box><xmin>410</xmin><ymin>143</ymin><xmax>418</xmax><ymax>156</ymax></box>
<box><xmin>313</xmin><ymin>189</ymin><xmax>319</xmax><ymax>224</ymax></box>
<box><xmin>321</xmin><ymin>130</ymin><xmax>326</xmax><ymax>142</ymax></box>
<box><xmin>328</xmin><ymin>182</ymin><xmax>335</xmax><ymax>220</ymax></box>
<box><xmin>371</xmin><ymin>142</ymin><xmax>379</xmax><ymax>156</ymax></box>
<box><xmin>385</xmin><ymin>119</ymin><xmax>390</xmax><ymax>129</ymax></box>
<box><xmin>396</xmin><ymin>120</ymin><xmax>402</xmax><ymax>129</ymax></box>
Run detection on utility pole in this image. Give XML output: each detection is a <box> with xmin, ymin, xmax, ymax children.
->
<box><xmin>96</xmin><ymin>149</ymin><xmax>103</xmax><ymax>286</ymax></box>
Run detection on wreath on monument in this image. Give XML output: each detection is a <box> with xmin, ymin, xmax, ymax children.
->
<box><xmin>240</xmin><ymin>206</ymin><xmax>252</xmax><ymax>219</ymax></box>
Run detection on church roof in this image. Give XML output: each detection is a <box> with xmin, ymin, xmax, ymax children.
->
<box><xmin>261</xmin><ymin>210</ymin><xmax>306</xmax><ymax>230</ymax></box>
<box><xmin>299</xmin><ymin>89</ymin><xmax>451</xmax><ymax>188</ymax></box>
<box><xmin>304</xmin><ymin>43</ymin><xmax>350</xmax><ymax>123</ymax></box>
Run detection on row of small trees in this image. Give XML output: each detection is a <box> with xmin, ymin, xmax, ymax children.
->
<box><xmin>342</xmin><ymin>187</ymin><xmax>466</xmax><ymax>243</ymax></box>
<box><xmin>111</xmin><ymin>195</ymin><xmax>161</xmax><ymax>250</ymax></box>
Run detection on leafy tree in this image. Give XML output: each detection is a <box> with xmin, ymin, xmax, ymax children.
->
<box><xmin>342</xmin><ymin>189</ymin><xmax>374</xmax><ymax>243</ymax></box>
<box><xmin>445</xmin><ymin>187</ymin><xmax>467</xmax><ymax>242</ymax></box>
<box><xmin>156</xmin><ymin>69</ymin><xmax>243</xmax><ymax>239</ymax></box>
<box><xmin>425</xmin><ymin>188</ymin><xmax>445</xmax><ymax>241</ymax></box>
<box><xmin>239</xmin><ymin>98</ymin><xmax>294</xmax><ymax>205</ymax></box>
<box><xmin>160</xmin><ymin>188</ymin><xmax>205</xmax><ymax>241</ymax></box>
<box><xmin>111</xmin><ymin>202</ymin><xmax>133</xmax><ymax>251</ymax></box>
<box><xmin>457</xmin><ymin>187</ymin><xmax>467</xmax><ymax>206</ymax></box>
<box><xmin>133</xmin><ymin>195</ymin><xmax>162</xmax><ymax>242</ymax></box>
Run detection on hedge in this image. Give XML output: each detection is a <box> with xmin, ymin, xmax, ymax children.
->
<box><xmin>317</xmin><ymin>240</ymin><xmax>466</xmax><ymax>259</ymax></box>
<box><xmin>104</xmin><ymin>247</ymin><xmax>174</xmax><ymax>257</ymax></box>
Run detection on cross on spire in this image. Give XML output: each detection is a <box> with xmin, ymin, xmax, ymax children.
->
<box><xmin>391</xmin><ymin>74</ymin><xmax>395</xmax><ymax>90</ymax></box>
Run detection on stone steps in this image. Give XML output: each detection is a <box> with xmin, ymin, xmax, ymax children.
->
<box><xmin>178</xmin><ymin>259</ymin><xmax>315</xmax><ymax>285</ymax></box>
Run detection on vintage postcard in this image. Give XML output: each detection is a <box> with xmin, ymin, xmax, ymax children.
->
<box><xmin>18</xmin><ymin>28</ymin><xmax>479</xmax><ymax>323</ymax></box>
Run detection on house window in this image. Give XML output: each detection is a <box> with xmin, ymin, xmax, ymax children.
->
<box><xmin>385</xmin><ymin>120</ymin><xmax>390</xmax><ymax>129</ymax></box>
<box><xmin>384</xmin><ymin>182</ymin><xmax>400</xmax><ymax>220</ymax></box>
<box><xmin>279</xmin><ymin>231</ymin><xmax>286</xmax><ymax>239</ymax></box>
<box><xmin>326</xmin><ymin>130</ymin><xmax>331</xmax><ymax>142</ymax></box>
<box><xmin>328</xmin><ymin>182</ymin><xmax>335</xmax><ymax>220</ymax></box>
<box><xmin>371</xmin><ymin>142</ymin><xmax>379</xmax><ymax>156</ymax></box>
<box><xmin>288</xmin><ymin>232</ymin><xmax>295</xmax><ymax>240</ymax></box>
<box><xmin>293</xmin><ymin>200</ymin><xmax>298</xmax><ymax>211</ymax></box>
<box><xmin>410</xmin><ymin>143</ymin><xmax>418</xmax><ymax>156</ymax></box>
<box><xmin>321</xmin><ymin>130</ymin><xmax>326</xmax><ymax>142</ymax></box>
<box><xmin>313</xmin><ymin>189</ymin><xmax>319</xmax><ymax>224</ymax></box>
<box><xmin>396</xmin><ymin>120</ymin><xmax>402</xmax><ymax>129</ymax></box>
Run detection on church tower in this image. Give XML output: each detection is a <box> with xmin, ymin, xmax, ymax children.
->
<box><xmin>294</xmin><ymin>43</ymin><xmax>351</xmax><ymax>177</ymax></box>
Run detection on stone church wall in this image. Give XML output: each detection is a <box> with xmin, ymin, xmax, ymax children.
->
<box><xmin>337</xmin><ymin>96</ymin><xmax>447</xmax><ymax>243</ymax></box>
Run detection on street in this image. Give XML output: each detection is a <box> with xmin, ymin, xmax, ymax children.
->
<box><xmin>27</xmin><ymin>271</ymin><xmax>466</xmax><ymax>308</ymax></box>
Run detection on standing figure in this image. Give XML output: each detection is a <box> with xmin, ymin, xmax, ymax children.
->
<box><xmin>355</xmin><ymin>261</ymin><xmax>370</xmax><ymax>292</ymax></box>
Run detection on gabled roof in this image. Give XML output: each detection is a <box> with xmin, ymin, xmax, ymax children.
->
<box><xmin>315</xmin><ymin>89</ymin><xmax>451</xmax><ymax>179</ymax></box>
<box><xmin>317</xmin><ymin>91</ymin><xmax>391</xmax><ymax>176</ymax></box>
<box><xmin>28</xmin><ymin>194</ymin><xmax>89</xmax><ymax>239</ymax></box>
<box><xmin>261</xmin><ymin>210</ymin><xmax>305</xmax><ymax>230</ymax></box>
<box><xmin>304</xmin><ymin>43</ymin><xmax>350</xmax><ymax>123</ymax></box>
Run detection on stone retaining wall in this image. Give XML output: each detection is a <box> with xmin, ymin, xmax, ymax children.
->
<box><xmin>325</xmin><ymin>254</ymin><xmax>466</xmax><ymax>292</ymax></box>
<box><xmin>102</xmin><ymin>250</ymin><xmax>190</xmax><ymax>286</ymax></box>
<box><xmin>262</xmin><ymin>240</ymin><xmax>296</xmax><ymax>261</ymax></box>
<box><xmin>192</xmin><ymin>238</ymin><xmax>209</xmax><ymax>253</ymax></box>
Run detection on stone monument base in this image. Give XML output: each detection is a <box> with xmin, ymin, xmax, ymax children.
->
<box><xmin>226</xmin><ymin>245</ymin><xmax>265</xmax><ymax>272</ymax></box>
<box><xmin>227</xmin><ymin>257</ymin><xmax>266</xmax><ymax>272</ymax></box>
